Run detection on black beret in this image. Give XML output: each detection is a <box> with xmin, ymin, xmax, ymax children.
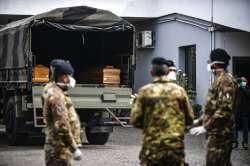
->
<box><xmin>152</xmin><ymin>57</ymin><xmax>168</xmax><ymax>65</ymax></box>
<box><xmin>210</xmin><ymin>48</ymin><xmax>231</xmax><ymax>64</ymax></box>
<box><xmin>50</xmin><ymin>59</ymin><xmax>65</xmax><ymax>68</ymax></box>
<box><xmin>54</xmin><ymin>60</ymin><xmax>74</xmax><ymax>75</ymax></box>
<box><xmin>166</xmin><ymin>60</ymin><xmax>175</xmax><ymax>67</ymax></box>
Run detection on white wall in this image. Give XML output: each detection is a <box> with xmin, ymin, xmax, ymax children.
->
<box><xmin>135</xmin><ymin>19</ymin><xmax>250</xmax><ymax>105</ymax></box>
<box><xmin>215</xmin><ymin>32</ymin><xmax>250</xmax><ymax>72</ymax></box>
<box><xmin>0</xmin><ymin>0</ymin><xmax>249</xmax><ymax>32</ymax></box>
<box><xmin>135</xmin><ymin>21</ymin><xmax>211</xmax><ymax>105</ymax></box>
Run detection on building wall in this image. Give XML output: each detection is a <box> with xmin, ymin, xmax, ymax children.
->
<box><xmin>135</xmin><ymin>21</ymin><xmax>211</xmax><ymax>105</ymax></box>
<box><xmin>134</xmin><ymin>20</ymin><xmax>250</xmax><ymax>105</ymax></box>
<box><xmin>215</xmin><ymin>32</ymin><xmax>250</xmax><ymax>73</ymax></box>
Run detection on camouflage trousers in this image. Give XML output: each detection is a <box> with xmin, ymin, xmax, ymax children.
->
<box><xmin>206</xmin><ymin>136</ymin><xmax>233</xmax><ymax>166</ymax></box>
<box><xmin>44</xmin><ymin>144</ymin><xmax>73</xmax><ymax>166</ymax></box>
<box><xmin>139</xmin><ymin>148</ymin><xmax>188</xmax><ymax>166</ymax></box>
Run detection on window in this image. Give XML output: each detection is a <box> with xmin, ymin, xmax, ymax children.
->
<box><xmin>179</xmin><ymin>45</ymin><xmax>196</xmax><ymax>90</ymax></box>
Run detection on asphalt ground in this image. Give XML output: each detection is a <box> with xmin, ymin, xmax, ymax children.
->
<box><xmin>0</xmin><ymin>126</ymin><xmax>249</xmax><ymax>166</ymax></box>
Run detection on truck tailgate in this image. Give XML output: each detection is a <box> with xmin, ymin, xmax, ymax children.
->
<box><xmin>32</xmin><ymin>86</ymin><xmax>132</xmax><ymax>109</ymax></box>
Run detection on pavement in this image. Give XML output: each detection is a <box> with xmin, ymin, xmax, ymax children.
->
<box><xmin>0</xmin><ymin>126</ymin><xmax>249</xmax><ymax>166</ymax></box>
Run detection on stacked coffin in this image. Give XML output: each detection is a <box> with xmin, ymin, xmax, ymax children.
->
<box><xmin>103</xmin><ymin>66</ymin><xmax>121</xmax><ymax>86</ymax></box>
<box><xmin>32</xmin><ymin>64</ymin><xmax>49</xmax><ymax>83</ymax></box>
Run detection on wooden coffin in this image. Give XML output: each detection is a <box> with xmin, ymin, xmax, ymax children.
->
<box><xmin>32</xmin><ymin>64</ymin><xmax>49</xmax><ymax>83</ymax></box>
<box><xmin>103</xmin><ymin>66</ymin><xmax>121</xmax><ymax>85</ymax></box>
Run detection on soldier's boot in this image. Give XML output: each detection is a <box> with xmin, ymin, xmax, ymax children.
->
<box><xmin>232</xmin><ymin>141</ymin><xmax>238</xmax><ymax>149</ymax></box>
<box><xmin>242</xmin><ymin>142</ymin><xmax>248</xmax><ymax>150</ymax></box>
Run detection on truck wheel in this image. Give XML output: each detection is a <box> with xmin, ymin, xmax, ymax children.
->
<box><xmin>6</xmin><ymin>97</ymin><xmax>27</xmax><ymax>146</ymax></box>
<box><xmin>85</xmin><ymin>127</ymin><xmax>110</xmax><ymax>145</ymax></box>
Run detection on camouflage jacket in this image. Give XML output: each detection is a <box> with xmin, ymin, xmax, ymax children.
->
<box><xmin>41</xmin><ymin>82</ymin><xmax>54</xmax><ymax>108</ymax></box>
<box><xmin>203</xmin><ymin>72</ymin><xmax>237</xmax><ymax>137</ymax></box>
<box><xmin>42</xmin><ymin>83</ymin><xmax>81</xmax><ymax>157</ymax></box>
<box><xmin>130</xmin><ymin>76</ymin><xmax>194</xmax><ymax>151</ymax></box>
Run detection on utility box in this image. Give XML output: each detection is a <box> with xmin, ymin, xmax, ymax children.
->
<box><xmin>137</xmin><ymin>31</ymin><xmax>154</xmax><ymax>48</ymax></box>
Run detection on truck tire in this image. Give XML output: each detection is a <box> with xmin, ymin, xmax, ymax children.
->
<box><xmin>85</xmin><ymin>127</ymin><xmax>110</xmax><ymax>145</ymax></box>
<box><xmin>6</xmin><ymin>97</ymin><xmax>27</xmax><ymax>146</ymax></box>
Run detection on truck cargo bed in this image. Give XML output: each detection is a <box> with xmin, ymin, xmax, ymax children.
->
<box><xmin>32</xmin><ymin>25</ymin><xmax>133</xmax><ymax>86</ymax></box>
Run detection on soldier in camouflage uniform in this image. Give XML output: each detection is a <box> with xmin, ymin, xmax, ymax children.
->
<box><xmin>42</xmin><ymin>59</ymin><xmax>78</xmax><ymax>125</ymax></box>
<box><xmin>130</xmin><ymin>57</ymin><xmax>194</xmax><ymax>166</ymax></box>
<box><xmin>190</xmin><ymin>49</ymin><xmax>237</xmax><ymax>166</ymax></box>
<box><xmin>42</xmin><ymin>60</ymin><xmax>82</xmax><ymax>166</ymax></box>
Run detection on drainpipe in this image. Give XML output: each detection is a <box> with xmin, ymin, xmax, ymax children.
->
<box><xmin>208</xmin><ymin>0</ymin><xmax>216</xmax><ymax>85</ymax></box>
<box><xmin>210</xmin><ymin>0</ymin><xmax>215</xmax><ymax>50</ymax></box>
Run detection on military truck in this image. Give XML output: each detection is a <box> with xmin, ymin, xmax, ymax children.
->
<box><xmin>0</xmin><ymin>6</ymin><xmax>135</xmax><ymax>145</ymax></box>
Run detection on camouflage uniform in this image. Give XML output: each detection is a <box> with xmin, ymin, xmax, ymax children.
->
<box><xmin>130</xmin><ymin>76</ymin><xmax>194</xmax><ymax>166</ymax></box>
<box><xmin>41</xmin><ymin>82</ymin><xmax>55</xmax><ymax>125</ymax></box>
<box><xmin>42</xmin><ymin>83</ymin><xmax>81</xmax><ymax>166</ymax></box>
<box><xmin>203</xmin><ymin>72</ymin><xmax>237</xmax><ymax>166</ymax></box>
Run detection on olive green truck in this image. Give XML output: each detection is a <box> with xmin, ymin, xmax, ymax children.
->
<box><xmin>0</xmin><ymin>6</ymin><xmax>135</xmax><ymax>145</ymax></box>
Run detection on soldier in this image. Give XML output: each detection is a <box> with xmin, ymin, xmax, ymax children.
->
<box><xmin>42</xmin><ymin>60</ymin><xmax>82</xmax><ymax>166</ymax></box>
<box><xmin>190</xmin><ymin>49</ymin><xmax>237</xmax><ymax>166</ymax></box>
<box><xmin>130</xmin><ymin>57</ymin><xmax>194</xmax><ymax>166</ymax></box>
<box><xmin>233</xmin><ymin>77</ymin><xmax>250</xmax><ymax>150</ymax></box>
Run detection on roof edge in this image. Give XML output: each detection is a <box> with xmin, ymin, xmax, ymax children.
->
<box><xmin>133</xmin><ymin>12</ymin><xmax>247</xmax><ymax>32</ymax></box>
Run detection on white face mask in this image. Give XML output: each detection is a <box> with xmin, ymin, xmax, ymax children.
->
<box><xmin>207</xmin><ymin>63</ymin><xmax>217</xmax><ymax>76</ymax></box>
<box><xmin>167</xmin><ymin>71</ymin><xmax>177</xmax><ymax>81</ymax></box>
<box><xmin>56</xmin><ymin>75</ymin><xmax>76</xmax><ymax>90</ymax></box>
<box><xmin>68</xmin><ymin>76</ymin><xmax>76</xmax><ymax>88</ymax></box>
<box><xmin>241</xmin><ymin>81</ymin><xmax>247</xmax><ymax>87</ymax></box>
<box><xmin>207</xmin><ymin>64</ymin><xmax>211</xmax><ymax>72</ymax></box>
<box><xmin>207</xmin><ymin>63</ymin><xmax>215</xmax><ymax>84</ymax></box>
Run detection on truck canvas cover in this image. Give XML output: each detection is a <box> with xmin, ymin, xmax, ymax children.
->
<box><xmin>0</xmin><ymin>6</ymin><xmax>134</xmax><ymax>83</ymax></box>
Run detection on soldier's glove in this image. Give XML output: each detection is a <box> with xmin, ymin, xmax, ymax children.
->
<box><xmin>189</xmin><ymin>126</ymin><xmax>206</xmax><ymax>136</ymax></box>
<box><xmin>187</xmin><ymin>119</ymin><xmax>201</xmax><ymax>129</ymax></box>
<box><xmin>193</xmin><ymin>119</ymin><xmax>200</xmax><ymax>125</ymax></box>
<box><xmin>73</xmin><ymin>148</ymin><xmax>82</xmax><ymax>161</ymax></box>
<box><xmin>130</xmin><ymin>93</ymin><xmax>138</xmax><ymax>105</ymax></box>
